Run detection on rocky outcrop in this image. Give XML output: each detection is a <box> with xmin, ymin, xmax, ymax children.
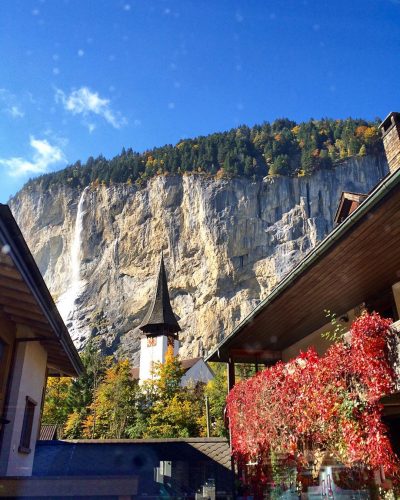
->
<box><xmin>9</xmin><ymin>155</ymin><xmax>388</xmax><ymax>363</ymax></box>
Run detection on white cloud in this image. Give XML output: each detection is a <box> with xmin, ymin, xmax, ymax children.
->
<box><xmin>0</xmin><ymin>136</ymin><xmax>66</xmax><ymax>177</ymax></box>
<box><xmin>55</xmin><ymin>86</ymin><xmax>126</xmax><ymax>129</ymax></box>
<box><xmin>0</xmin><ymin>89</ymin><xmax>25</xmax><ymax>119</ymax></box>
<box><xmin>7</xmin><ymin>106</ymin><xmax>24</xmax><ymax>118</ymax></box>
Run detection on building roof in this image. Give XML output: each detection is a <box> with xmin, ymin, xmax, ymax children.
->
<box><xmin>139</xmin><ymin>253</ymin><xmax>181</xmax><ymax>335</ymax></box>
<box><xmin>0</xmin><ymin>204</ymin><xmax>83</xmax><ymax>376</ymax></box>
<box><xmin>39</xmin><ymin>425</ymin><xmax>58</xmax><ymax>441</ymax></box>
<box><xmin>131</xmin><ymin>357</ymin><xmax>204</xmax><ymax>380</ymax></box>
<box><xmin>333</xmin><ymin>191</ymin><xmax>367</xmax><ymax>225</ymax></box>
<box><xmin>181</xmin><ymin>357</ymin><xmax>202</xmax><ymax>370</ymax></box>
<box><xmin>380</xmin><ymin>111</ymin><xmax>400</xmax><ymax>134</ymax></box>
<box><xmin>206</xmin><ymin>164</ymin><xmax>400</xmax><ymax>363</ymax></box>
<box><xmin>33</xmin><ymin>438</ymin><xmax>232</xmax><ymax>474</ymax></box>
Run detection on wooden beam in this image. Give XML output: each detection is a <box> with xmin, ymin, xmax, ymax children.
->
<box><xmin>24</xmin><ymin>325</ymin><xmax>55</xmax><ymax>337</ymax></box>
<box><xmin>9</xmin><ymin>314</ymin><xmax>51</xmax><ymax>330</ymax></box>
<box><xmin>0</xmin><ymin>276</ymin><xmax>29</xmax><ymax>293</ymax></box>
<box><xmin>0</xmin><ymin>265</ymin><xmax>23</xmax><ymax>281</ymax></box>
<box><xmin>0</xmin><ymin>287</ymin><xmax>36</xmax><ymax>304</ymax></box>
<box><xmin>3</xmin><ymin>305</ymin><xmax>45</xmax><ymax>323</ymax></box>
<box><xmin>0</xmin><ymin>254</ymin><xmax>13</xmax><ymax>267</ymax></box>
<box><xmin>229</xmin><ymin>348</ymin><xmax>282</xmax><ymax>361</ymax></box>
<box><xmin>16</xmin><ymin>336</ymin><xmax>54</xmax><ymax>343</ymax></box>
<box><xmin>227</xmin><ymin>359</ymin><xmax>235</xmax><ymax>391</ymax></box>
<box><xmin>0</xmin><ymin>294</ymin><xmax>41</xmax><ymax>311</ymax></box>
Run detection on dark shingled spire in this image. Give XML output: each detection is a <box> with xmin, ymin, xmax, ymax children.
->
<box><xmin>139</xmin><ymin>253</ymin><xmax>181</xmax><ymax>336</ymax></box>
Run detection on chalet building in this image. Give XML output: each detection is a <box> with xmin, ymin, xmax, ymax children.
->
<box><xmin>133</xmin><ymin>254</ymin><xmax>214</xmax><ymax>386</ymax></box>
<box><xmin>207</xmin><ymin>111</ymin><xmax>400</xmax><ymax>387</ymax></box>
<box><xmin>0</xmin><ymin>205</ymin><xmax>82</xmax><ymax>477</ymax></box>
<box><xmin>206</xmin><ymin>112</ymin><xmax>400</xmax><ymax>493</ymax></box>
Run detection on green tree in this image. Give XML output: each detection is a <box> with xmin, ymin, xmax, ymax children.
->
<box><xmin>152</xmin><ymin>345</ymin><xmax>185</xmax><ymax>399</ymax></box>
<box><xmin>42</xmin><ymin>377</ymin><xmax>72</xmax><ymax>435</ymax></box>
<box><xmin>301</xmin><ymin>149</ymin><xmax>314</xmax><ymax>175</ymax></box>
<box><xmin>269</xmin><ymin>154</ymin><xmax>291</xmax><ymax>176</ymax></box>
<box><xmin>144</xmin><ymin>392</ymin><xmax>203</xmax><ymax>438</ymax></box>
<box><xmin>204</xmin><ymin>363</ymin><xmax>228</xmax><ymax>437</ymax></box>
<box><xmin>143</xmin><ymin>346</ymin><xmax>203</xmax><ymax>438</ymax></box>
<box><xmin>64</xmin><ymin>342</ymin><xmax>110</xmax><ymax>438</ymax></box>
<box><xmin>26</xmin><ymin>117</ymin><xmax>383</xmax><ymax>190</ymax></box>
<box><xmin>84</xmin><ymin>360</ymin><xmax>138</xmax><ymax>439</ymax></box>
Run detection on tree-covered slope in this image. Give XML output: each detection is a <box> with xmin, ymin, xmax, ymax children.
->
<box><xmin>26</xmin><ymin>117</ymin><xmax>383</xmax><ymax>191</ymax></box>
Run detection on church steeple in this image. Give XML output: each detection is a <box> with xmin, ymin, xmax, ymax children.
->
<box><xmin>138</xmin><ymin>253</ymin><xmax>181</xmax><ymax>384</ymax></box>
<box><xmin>139</xmin><ymin>253</ymin><xmax>181</xmax><ymax>336</ymax></box>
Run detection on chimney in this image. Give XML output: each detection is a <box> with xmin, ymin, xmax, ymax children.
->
<box><xmin>379</xmin><ymin>112</ymin><xmax>400</xmax><ymax>173</ymax></box>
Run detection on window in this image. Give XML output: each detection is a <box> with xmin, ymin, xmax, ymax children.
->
<box><xmin>147</xmin><ymin>337</ymin><xmax>157</xmax><ymax>347</ymax></box>
<box><xmin>19</xmin><ymin>396</ymin><xmax>37</xmax><ymax>454</ymax></box>
<box><xmin>0</xmin><ymin>335</ymin><xmax>12</xmax><ymax>418</ymax></box>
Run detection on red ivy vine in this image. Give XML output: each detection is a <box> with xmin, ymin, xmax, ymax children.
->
<box><xmin>226</xmin><ymin>312</ymin><xmax>399</xmax><ymax>484</ymax></box>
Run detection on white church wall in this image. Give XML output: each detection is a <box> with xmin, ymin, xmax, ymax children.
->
<box><xmin>139</xmin><ymin>335</ymin><xmax>180</xmax><ymax>384</ymax></box>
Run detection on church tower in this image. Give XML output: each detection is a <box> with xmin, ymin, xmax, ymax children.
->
<box><xmin>138</xmin><ymin>254</ymin><xmax>181</xmax><ymax>383</ymax></box>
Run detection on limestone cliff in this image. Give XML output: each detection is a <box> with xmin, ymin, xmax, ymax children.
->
<box><xmin>9</xmin><ymin>155</ymin><xmax>388</xmax><ymax>363</ymax></box>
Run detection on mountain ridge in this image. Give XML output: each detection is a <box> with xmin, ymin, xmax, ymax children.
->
<box><xmin>9</xmin><ymin>154</ymin><xmax>388</xmax><ymax>361</ymax></box>
<box><xmin>18</xmin><ymin>117</ymin><xmax>383</xmax><ymax>196</ymax></box>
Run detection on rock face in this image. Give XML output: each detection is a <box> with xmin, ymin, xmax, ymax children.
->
<box><xmin>9</xmin><ymin>155</ymin><xmax>388</xmax><ymax>364</ymax></box>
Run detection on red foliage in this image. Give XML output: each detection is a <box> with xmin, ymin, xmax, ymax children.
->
<box><xmin>226</xmin><ymin>312</ymin><xmax>399</xmax><ymax>483</ymax></box>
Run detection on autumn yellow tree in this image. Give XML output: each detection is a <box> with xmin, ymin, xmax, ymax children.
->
<box><xmin>143</xmin><ymin>346</ymin><xmax>204</xmax><ymax>438</ymax></box>
<box><xmin>83</xmin><ymin>359</ymin><xmax>138</xmax><ymax>439</ymax></box>
<box><xmin>64</xmin><ymin>342</ymin><xmax>110</xmax><ymax>439</ymax></box>
<box><xmin>42</xmin><ymin>377</ymin><xmax>72</xmax><ymax>436</ymax></box>
<box><xmin>203</xmin><ymin>363</ymin><xmax>228</xmax><ymax>437</ymax></box>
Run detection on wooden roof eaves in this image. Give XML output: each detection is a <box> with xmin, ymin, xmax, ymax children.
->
<box><xmin>206</xmin><ymin>167</ymin><xmax>399</xmax><ymax>363</ymax></box>
<box><xmin>0</xmin><ymin>204</ymin><xmax>83</xmax><ymax>376</ymax></box>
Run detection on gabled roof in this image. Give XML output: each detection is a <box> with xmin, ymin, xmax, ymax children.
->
<box><xmin>181</xmin><ymin>357</ymin><xmax>203</xmax><ymax>370</ymax></box>
<box><xmin>0</xmin><ymin>204</ymin><xmax>83</xmax><ymax>376</ymax></box>
<box><xmin>334</xmin><ymin>191</ymin><xmax>367</xmax><ymax>225</ymax></box>
<box><xmin>139</xmin><ymin>254</ymin><xmax>181</xmax><ymax>335</ymax></box>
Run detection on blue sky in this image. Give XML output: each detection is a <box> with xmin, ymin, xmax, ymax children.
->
<box><xmin>0</xmin><ymin>0</ymin><xmax>399</xmax><ymax>202</ymax></box>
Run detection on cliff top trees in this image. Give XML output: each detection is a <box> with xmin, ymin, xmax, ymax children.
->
<box><xmin>24</xmin><ymin>117</ymin><xmax>383</xmax><ymax>193</ymax></box>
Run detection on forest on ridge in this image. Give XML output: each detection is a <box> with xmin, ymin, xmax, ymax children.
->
<box><xmin>25</xmin><ymin>117</ymin><xmax>383</xmax><ymax>192</ymax></box>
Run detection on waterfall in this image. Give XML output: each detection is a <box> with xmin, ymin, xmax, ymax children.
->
<box><xmin>57</xmin><ymin>187</ymin><xmax>89</xmax><ymax>326</ymax></box>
